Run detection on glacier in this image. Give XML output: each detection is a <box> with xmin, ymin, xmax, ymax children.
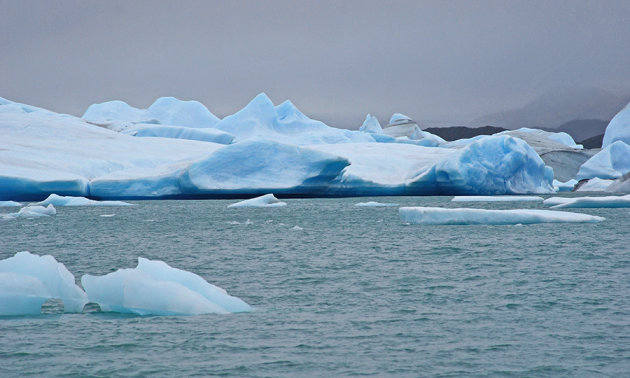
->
<box><xmin>1</xmin><ymin>95</ymin><xmax>558</xmax><ymax>199</ymax></box>
<box><xmin>228</xmin><ymin>194</ymin><xmax>287</xmax><ymax>208</ymax></box>
<box><xmin>399</xmin><ymin>207</ymin><xmax>604</xmax><ymax>225</ymax></box>
<box><xmin>0</xmin><ymin>251</ymin><xmax>88</xmax><ymax>315</ymax></box>
<box><xmin>544</xmin><ymin>194</ymin><xmax>630</xmax><ymax>208</ymax></box>
<box><xmin>81</xmin><ymin>257</ymin><xmax>251</xmax><ymax>316</ymax></box>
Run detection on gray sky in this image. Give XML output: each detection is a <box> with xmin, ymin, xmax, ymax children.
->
<box><xmin>2</xmin><ymin>0</ymin><xmax>630</xmax><ymax>128</ymax></box>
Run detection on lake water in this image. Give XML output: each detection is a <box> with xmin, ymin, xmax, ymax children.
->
<box><xmin>1</xmin><ymin>197</ymin><xmax>629</xmax><ymax>376</ymax></box>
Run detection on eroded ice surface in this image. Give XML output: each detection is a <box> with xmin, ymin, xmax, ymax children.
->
<box><xmin>81</xmin><ymin>257</ymin><xmax>251</xmax><ymax>316</ymax></box>
<box><xmin>34</xmin><ymin>194</ymin><xmax>133</xmax><ymax>207</ymax></box>
<box><xmin>451</xmin><ymin>196</ymin><xmax>543</xmax><ymax>202</ymax></box>
<box><xmin>544</xmin><ymin>194</ymin><xmax>630</xmax><ymax>208</ymax></box>
<box><xmin>0</xmin><ymin>251</ymin><xmax>88</xmax><ymax>315</ymax></box>
<box><xmin>228</xmin><ymin>194</ymin><xmax>287</xmax><ymax>208</ymax></box>
<box><xmin>399</xmin><ymin>207</ymin><xmax>604</xmax><ymax>225</ymax></box>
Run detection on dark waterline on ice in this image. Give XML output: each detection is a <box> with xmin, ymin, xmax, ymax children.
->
<box><xmin>1</xmin><ymin>197</ymin><xmax>629</xmax><ymax>376</ymax></box>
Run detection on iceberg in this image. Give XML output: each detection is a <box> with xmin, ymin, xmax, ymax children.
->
<box><xmin>576</xmin><ymin>178</ymin><xmax>615</xmax><ymax>192</ymax></box>
<box><xmin>0</xmin><ymin>251</ymin><xmax>88</xmax><ymax>315</ymax></box>
<box><xmin>399</xmin><ymin>206</ymin><xmax>604</xmax><ymax>225</ymax></box>
<box><xmin>355</xmin><ymin>201</ymin><xmax>398</xmax><ymax>207</ymax></box>
<box><xmin>2</xmin><ymin>97</ymin><xmax>556</xmax><ymax>199</ymax></box>
<box><xmin>124</xmin><ymin>124</ymin><xmax>234</xmax><ymax>144</ymax></box>
<box><xmin>311</xmin><ymin>135</ymin><xmax>554</xmax><ymax>196</ymax></box>
<box><xmin>83</xmin><ymin>97</ymin><xmax>221</xmax><ymax>128</ymax></box>
<box><xmin>576</xmin><ymin>141</ymin><xmax>630</xmax><ymax>180</ymax></box>
<box><xmin>81</xmin><ymin>257</ymin><xmax>251</xmax><ymax>315</ymax></box>
<box><xmin>228</xmin><ymin>194</ymin><xmax>287</xmax><ymax>208</ymax></box>
<box><xmin>498</xmin><ymin>128</ymin><xmax>582</xmax><ymax>150</ymax></box>
<box><xmin>212</xmin><ymin>93</ymin><xmax>375</xmax><ymax>145</ymax></box>
<box><xmin>602</xmin><ymin>101</ymin><xmax>630</xmax><ymax>148</ymax></box>
<box><xmin>180</xmin><ymin>140</ymin><xmax>349</xmax><ymax>196</ymax></box>
<box><xmin>544</xmin><ymin>194</ymin><xmax>630</xmax><ymax>208</ymax></box>
<box><xmin>359</xmin><ymin>114</ymin><xmax>384</xmax><ymax>134</ymax></box>
<box><xmin>451</xmin><ymin>196</ymin><xmax>543</xmax><ymax>202</ymax></box>
<box><xmin>553</xmin><ymin>179</ymin><xmax>577</xmax><ymax>192</ymax></box>
<box><xmin>0</xmin><ymin>200</ymin><xmax>21</xmax><ymax>206</ymax></box>
<box><xmin>34</xmin><ymin>194</ymin><xmax>133</xmax><ymax>206</ymax></box>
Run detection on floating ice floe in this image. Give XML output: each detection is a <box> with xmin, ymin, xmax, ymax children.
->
<box><xmin>399</xmin><ymin>206</ymin><xmax>604</xmax><ymax>225</ymax></box>
<box><xmin>33</xmin><ymin>194</ymin><xmax>133</xmax><ymax>207</ymax></box>
<box><xmin>228</xmin><ymin>194</ymin><xmax>287</xmax><ymax>208</ymax></box>
<box><xmin>2</xmin><ymin>204</ymin><xmax>57</xmax><ymax>219</ymax></box>
<box><xmin>81</xmin><ymin>257</ymin><xmax>251</xmax><ymax>315</ymax></box>
<box><xmin>451</xmin><ymin>196</ymin><xmax>543</xmax><ymax>202</ymax></box>
<box><xmin>544</xmin><ymin>194</ymin><xmax>630</xmax><ymax>208</ymax></box>
<box><xmin>0</xmin><ymin>200</ymin><xmax>21</xmax><ymax>206</ymax></box>
<box><xmin>354</xmin><ymin>201</ymin><xmax>398</xmax><ymax>207</ymax></box>
<box><xmin>0</xmin><ymin>251</ymin><xmax>88</xmax><ymax>315</ymax></box>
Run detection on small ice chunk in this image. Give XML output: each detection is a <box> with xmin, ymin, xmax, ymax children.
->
<box><xmin>399</xmin><ymin>206</ymin><xmax>604</xmax><ymax>225</ymax></box>
<box><xmin>227</xmin><ymin>194</ymin><xmax>287</xmax><ymax>208</ymax></box>
<box><xmin>553</xmin><ymin>179</ymin><xmax>577</xmax><ymax>192</ymax></box>
<box><xmin>291</xmin><ymin>225</ymin><xmax>303</xmax><ymax>230</ymax></box>
<box><xmin>34</xmin><ymin>194</ymin><xmax>133</xmax><ymax>206</ymax></box>
<box><xmin>0</xmin><ymin>201</ymin><xmax>21</xmax><ymax>207</ymax></box>
<box><xmin>451</xmin><ymin>196</ymin><xmax>543</xmax><ymax>202</ymax></box>
<box><xmin>355</xmin><ymin>201</ymin><xmax>398</xmax><ymax>207</ymax></box>
<box><xmin>0</xmin><ymin>251</ymin><xmax>88</xmax><ymax>315</ymax></box>
<box><xmin>81</xmin><ymin>257</ymin><xmax>251</xmax><ymax>316</ymax></box>
<box><xmin>3</xmin><ymin>204</ymin><xmax>57</xmax><ymax>219</ymax></box>
<box><xmin>544</xmin><ymin>194</ymin><xmax>630</xmax><ymax>208</ymax></box>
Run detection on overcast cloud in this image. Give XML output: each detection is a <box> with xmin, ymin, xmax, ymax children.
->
<box><xmin>2</xmin><ymin>0</ymin><xmax>629</xmax><ymax>127</ymax></box>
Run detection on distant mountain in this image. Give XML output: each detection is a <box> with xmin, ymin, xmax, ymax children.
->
<box><xmin>556</xmin><ymin>119</ymin><xmax>609</xmax><ymax>142</ymax></box>
<box><xmin>472</xmin><ymin>87</ymin><xmax>630</xmax><ymax>129</ymax></box>
<box><xmin>578</xmin><ymin>134</ymin><xmax>604</xmax><ymax>149</ymax></box>
<box><xmin>423</xmin><ymin>126</ymin><xmax>506</xmax><ymax>141</ymax></box>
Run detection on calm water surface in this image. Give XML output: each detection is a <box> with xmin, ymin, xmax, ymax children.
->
<box><xmin>1</xmin><ymin>197</ymin><xmax>629</xmax><ymax>376</ymax></box>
